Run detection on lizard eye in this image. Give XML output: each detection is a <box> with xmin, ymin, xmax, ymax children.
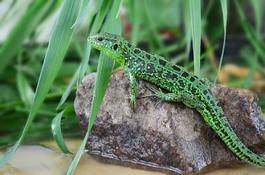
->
<box><xmin>113</xmin><ymin>44</ymin><xmax>118</xmax><ymax>50</ymax></box>
<box><xmin>97</xmin><ymin>37</ymin><xmax>103</xmax><ymax>41</ymax></box>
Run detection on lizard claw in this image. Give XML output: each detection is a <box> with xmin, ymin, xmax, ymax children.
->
<box><xmin>130</xmin><ymin>97</ymin><xmax>136</xmax><ymax>111</ymax></box>
<box><xmin>141</xmin><ymin>85</ymin><xmax>160</xmax><ymax>98</ymax></box>
<box><xmin>145</xmin><ymin>85</ymin><xmax>158</xmax><ymax>93</ymax></box>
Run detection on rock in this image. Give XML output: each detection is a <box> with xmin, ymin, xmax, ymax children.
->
<box><xmin>74</xmin><ymin>71</ymin><xmax>265</xmax><ymax>174</ymax></box>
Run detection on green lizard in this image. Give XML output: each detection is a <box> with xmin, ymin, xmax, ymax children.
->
<box><xmin>87</xmin><ymin>32</ymin><xmax>265</xmax><ymax>166</ymax></box>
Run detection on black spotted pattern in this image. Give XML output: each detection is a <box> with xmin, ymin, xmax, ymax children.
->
<box><xmin>159</xmin><ymin>59</ymin><xmax>167</xmax><ymax>66</ymax></box>
<box><xmin>134</xmin><ymin>48</ymin><xmax>141</xmax><ymax>54</ymax></box>
<box><xmin>173</xmin><ymin>65</ymin><xmax>181</xmax><ymax>72</ymax></box>
<box><xmin>146</xmin><ymin>63</ymin><xmax>156</xmax><ymax>74</ymax></box>
<box><xmin>181</xmin><ymin>72</ymin><xmax>189</xmax><ymax>78</ymax></box>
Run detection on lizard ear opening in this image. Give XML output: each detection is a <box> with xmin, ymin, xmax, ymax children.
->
<box><xmin>113</xmin><ymin>43</ymin><xmax>118</xmax><ymax>50</ymax></box>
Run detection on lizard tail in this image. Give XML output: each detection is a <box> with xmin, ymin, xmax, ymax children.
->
<box><xmin>201</xmin><ymin>107</ymin><xmax>265</xmax><ymax>166</ymax></box>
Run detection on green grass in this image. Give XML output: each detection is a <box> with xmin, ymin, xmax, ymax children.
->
<box><xmin>215</xmin><ymin>0</ymin><xmax>227</xmax><ymax>83</ymax></box>
<box><xmin>51</xmin><ymin>110</ymin><xmax>72</xmax><ymax>154</ymax></box>
<box><xmin>188</xmin><ymin>0</ymin><xmax>201</xmax><ymax>76</ymax></box>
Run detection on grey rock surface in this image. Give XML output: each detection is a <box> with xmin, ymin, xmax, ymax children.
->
<box><xmin>74</xmin><ymin>71</ymin><xmax>265</xmax><ymax>174</ymax></box>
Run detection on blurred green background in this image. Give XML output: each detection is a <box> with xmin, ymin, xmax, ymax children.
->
<box><xmin>0</xmin><ymin>0</ymin><xmax>264</xmax><ymax>172</ymax></box>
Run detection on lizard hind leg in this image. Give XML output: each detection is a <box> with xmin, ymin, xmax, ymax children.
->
<box><xmin>145</xmin><ymin>85</ymin><xmax>204</xmax><ymax>109</ymax></box>
<box><xmin>149</xmin><ymin>87</ymin><xmax>182</xmax><ymax>102</ymax></box>
<box><xmin>144</xmin><ymin>85</ymin><xmax>183</xmax><ymax>102</ymax></box>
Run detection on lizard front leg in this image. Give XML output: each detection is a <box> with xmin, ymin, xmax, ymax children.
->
<box><xmin>126</xmin><ymin>70</ymin><xmax>138</xmax><ymax>110</ymax></box>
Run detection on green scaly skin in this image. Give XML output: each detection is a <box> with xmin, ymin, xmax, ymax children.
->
<box><xmin>88</xmin><ymin>32</ymin><xmax>265</xmax><ymax>166</ymax></box>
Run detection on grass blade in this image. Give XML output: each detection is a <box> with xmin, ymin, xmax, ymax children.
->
<box><xmin>16</xmin><ymin>72</ymin><xmax>34</xmax><ymax>108</ymax></box>
<box><xmin>72</xmin><ymin>0</ymin><xmax>91</xmax><ymax>29</ymax></box>
<box><xmin>215</xmin><ymin>0</ymin><xmax>228</xmax><ymax>83</ymax></box>
<box><xmin>251</xmin><ymin>0</ymin><xmax>262</xmax><ymax>31</ymax></box>
<box><xmin>66</xmin><ymin>0</ymin><xmax>122</xmax><ymax>174</ymax></box>
<box><xmin>184</xmin><ymin>1</ymin><xmax>191</xmax><ymax>61</ymax></box>
<box><xmin>235</xmin><ymin>0</ymin><xmax>265</xmax><ymax>63</ymax></box>
<box><xmin>143</xmin><ymin>0</ymin><xmax>166</xmax><ymax>55</ymax></box>
<box><xmin>131</xmin><ymin>0</ymin><xmax>142</xmax><ymax>45</ymax></box>
<box><xmin>79</xmin><ymin>0</ymin><xmax>113</xmax><ymax>81</ymax></box>
<box><xmin>0</xmin><ymin>0</ymin><xmax>54</xmax><ymax>73</ymax></box>
<box><xmin>243</xmin><ymin>0</ymin><xmax>262</xmax><ymax>88</ymax></box>
<box><xmin>51</xmin><ymin>111</ymin><xmax>71</xmax><ymax>154</ymax></box>
<box><xmin>0</xmin><ymin>0</ymin><xmax>81</xmax><ymax>167</ymax></box>
<box><xmin>188</xmin><ymin>0</ymin><xmax>201</xmax><ymax>76</ymax></box>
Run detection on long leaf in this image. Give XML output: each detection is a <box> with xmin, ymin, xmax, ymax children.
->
<box><xmin>51</xmin><ymin>111</ymin><xmax>71</xmax><ymax>154</ymax></box>
<box><xmin>79</xmin><ymin>0</ymin><xmax>113</xmax><ymax>81</ymax></box>
<box><xmin>66</xmin><ymin>0</ymin><xmax>122</xmax><ymax>174</ymax></box>
<box><xmin>188</xmin><ymin>0</ymin><xmax>201</xmax><ymax>76</ymax></box>
<box><xmin>0</xmin><ymin>0</ymin><xmax>53</xmax><ymax>73</ymax></box>
<box><xmin>0</xmin><ymin>0</ymin><xmax>81</xmax><ymax>167</ymax></box>
<box><xmin>215</xmin><ymin>0</ymin><xmax>228</xmax><ymax>83</ymax></box>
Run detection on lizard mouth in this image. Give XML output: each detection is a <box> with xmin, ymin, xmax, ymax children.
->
<box><xmin>87</xmin><ymin>36</ymin><xmax>99</xmax><ymax>48</ymax></box>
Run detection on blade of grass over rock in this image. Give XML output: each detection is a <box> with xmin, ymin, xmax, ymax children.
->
<box><xmin>215</xmin><ymin>0</ymin><xmax>227</xmax><ymax>83</ymax></box>
<box><xmin>188</xmin><ymin>0</ymin><xmax>201</xmax><ymax>76</ymax></box>
<box><xmin>79</xmin><ymin>0</ymin><xmax>113</xmax><ymax>82</ymax></box>
<box><xmin>0</xmin><ymin>0</ymin><xmax>81</xmax><ymax>167</ymax></box>
<box><xmin>0</xmin><ymin>0</ymin><xmax>54</xmax><ymax>73</ymax></box>
<box><xmin>66</xmin><ymin>1</ymin><xmax>122</xmax><ymax>174</ymax></box>
<box><xmin>51</xmin><ymin>111</ymin><xmax>71</xmax><ymax>154</ymax></box>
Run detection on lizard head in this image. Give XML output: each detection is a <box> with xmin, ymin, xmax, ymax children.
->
<box><xmin>88</xmin><ymin>33</ymin><xmax>129</xmax><ymax>65</ymax></box>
